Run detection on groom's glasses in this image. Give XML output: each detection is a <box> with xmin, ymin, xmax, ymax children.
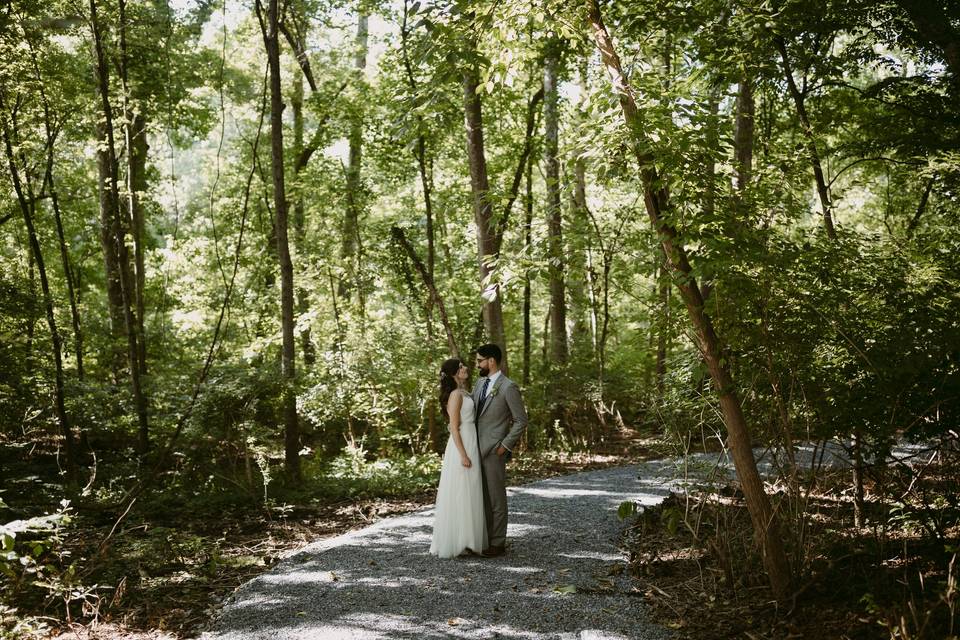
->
<box><xmin>475</xmin><ymin>357</ymin><xmax>488</xmax><ymax>366</ymax></box>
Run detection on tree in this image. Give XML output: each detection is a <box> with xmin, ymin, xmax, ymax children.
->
<box><xmin>257</xmin><ymin>0</ymin><xmax>300</xmax><ymax>482</ymax></box>
<box><xmin>586</xmin><ymin>0</ymin><xmax>793</xmax><ymax>601</ymax></box>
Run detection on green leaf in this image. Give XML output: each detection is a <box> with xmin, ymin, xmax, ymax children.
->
<box><xmin>554</xmin><ymin>584</ymin><xmax>577</xmax><ymax>594</ymax></box>
<box><xmin>617</xmin><ymin>501</ymin><xmax>637</xmax><ymax>520</ymax></box>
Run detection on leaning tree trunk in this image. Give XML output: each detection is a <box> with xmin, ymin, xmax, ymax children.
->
<box><xmin>775</xmin><ymin>38</ymin><xmax>836</xmax><ymax>239</ymax></box>
<box><xmin>463</xmin><ymin>50</ymin><xmax>508</xmax><ymax>372</ymax></box>
<box><xmin>259</xmin><ymin>0</ymin><xmax>301</xmax><ymax>483</ymax></box>
<box><xmin>587</xmin><ymin>0</ymin><xmax>792</xmax><ymax>602</ymax></box>
<box><xmin>91</xmin><ymin>0</ymin><xmax>149</xmax><ymax>453</ymax></box>
<box><xmin>1</xmin><ymin>100</ymin><xmax>78</xmax><ymax>486</ymax></box>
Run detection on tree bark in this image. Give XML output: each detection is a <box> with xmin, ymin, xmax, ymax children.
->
<box><xmin>91</xmin><ymin>0</ymin><xmax>149</xmax><ymax>453</ymax></box>
<box><xmin>96</xmin><ymin>118</ymin><xmax>127</xmax><ymax>376</ymax></box>
<box><xmin>1</xmin><ymin>95</ymin><xmax>78</xmax><ymax>485</ymax></box>
<box><xmin>587</xmin><ymin>0</ymin><xmax>792</xmax><ymax>601</ymax></box>
<box><xmin>544</xmin><ymin>40</ymin><xmax>568</xmax><ymax>367</ymax></box>
<box><xmin>290</xmin><ymin>71</ymin><xmax>316</xmax><ymax>365</ymax></box>
<box><xmin>906</xmin><ymin>176</ymin><xmax>934</xmax><ymax>237</ymax></box>
<box><xmin>775</xmin><ymin>37</ymin><xmax>836</xmax><ymax>239</ymax></box>
<box><xmin>463</xmin><ymin>53</ymin><xmax>508</xmax><ymax>372</ymax></box>
<box><xmin>258</xmin><ymin>0</ymin><xmax>301</xmax><ymax>483</ymax></box>
<box><xmin>734</xmin><ymin>74</ymin><xmax>754</xmax><ymax>195</ymax></box>
<box><xmin>118</xmin><ymin>0</ymin><xmax>148</xmax><ymax>378</ymax></box>
<box><xmin>523</xmin><ymin>156</ymin><xmax>533</xmax><ymax>387</ymax></box>
<box><xmin>340</xmin><ymin>13</ymin><xmax>369</xmax><ymax>299</ymax></box>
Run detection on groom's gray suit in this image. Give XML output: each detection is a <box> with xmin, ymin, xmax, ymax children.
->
<box><xmin>472</xmin><ymin>374</ymin><xmax>528</xmax><ymax>549</ymax></box>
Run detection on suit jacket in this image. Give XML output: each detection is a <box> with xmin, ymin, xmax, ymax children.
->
<box><xmin>472</xmin><ymin>374</ymin><xmax>528</xmax><ymax>458</ymax></box>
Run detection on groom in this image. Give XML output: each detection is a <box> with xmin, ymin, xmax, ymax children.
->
<box><xmin>472</xmin><ymin>344</ymin><xmax>528</xmax><ymax>557</ymax></box>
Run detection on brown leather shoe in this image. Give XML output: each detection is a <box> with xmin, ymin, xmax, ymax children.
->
<box><xmin>481</xmin><ymin>545</ymin><xmax>505</xmax><ymax>557</ymax></box>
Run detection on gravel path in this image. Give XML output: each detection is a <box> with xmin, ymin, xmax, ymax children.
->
<box><xmin>200</xmin><ymin>441</ymin><xmax>929</xmax><ymax>640</ymax></box>
<box><xmin>200</xmin><ymin>464</ymin><xmax>678</xmax><ymax>640</ymax></box>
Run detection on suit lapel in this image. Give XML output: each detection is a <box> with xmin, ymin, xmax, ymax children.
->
<box><xmin>478</xmin><ymin>377</ymin><xmax>505</xmax><ymax>418</ymax></box>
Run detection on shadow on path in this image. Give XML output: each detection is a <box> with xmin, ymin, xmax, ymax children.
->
<box><xmin>200</xmin><ymin>466</ymin><xmax>673</xmax><ymax>640</ymax></box>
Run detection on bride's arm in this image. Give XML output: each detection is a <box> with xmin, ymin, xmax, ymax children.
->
<box><xmin>446</xmin><ymin>391</ymin><xmax>472</xmax><ymax>467</ymax></box>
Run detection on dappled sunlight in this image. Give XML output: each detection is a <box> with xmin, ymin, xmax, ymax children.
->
<box><xmin>203</xmin><ymin>465</ymin><xmax>671</xmax><ymax>639</ymax></box>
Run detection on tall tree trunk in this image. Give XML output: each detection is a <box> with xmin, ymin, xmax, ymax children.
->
<box><xmin>523</xmin><ymin>148</ymin><xmax>533</xmax><ymax>388</ymax></box>
<box><xmin>654</xmin><ymin>254</ymin><xmax>670</xmax><ymax>396</ymax></box>
<box><xmin>544</xmin><ymin>40</ymin><xmax>568</xmax><ymax>367</ymax></box>
<box><xmin>587</xmin><ymin>0</ymin><xmax>792</xmax><ymax>601</ymax></box>
<box><xmin>775</xmin><ymin>38</ymin><xmax>836</xmax><ymax>239</ymax></box>
<box><xmin>400</xmin><ymin>0</ymin><xmax>435</xmax><ymax>282</ymax></box>
<box><xmin>734</xmin><ymin>74</ymin><xmax>754</xmax><ymax>196</ymax></box>
<box><xmin>96</xmin><ymin>118</ymin><xmax>127</xmax><ymax>377</ymax></box>
<box><xmin>29</xmin><ymin>45</ymin><xmax>85</xmax><ymax>381</ymax></box>
<box><xmin>117</xmin><ymin>0</ymin><xmax>148</xmax><ymax>381</ymax></box>
<box><xmin>1</xmin><ymin>97</ymin><xmax>78</xmax><ymax>485</ymax></box>
<box><xmin>258</xmin><ymin>0</ymin><xmax>300</xmax><ymax>483</ymax></box>
<box><xmin>569</xmin><ymin>61</ymin><xmax>593</xmax><ymax>362</ymax></box>
<box><xmin>463</xmin><ymin>52</ymin><xmax>508</xmax><ymax>372</ymax></box>
<box><xmin>91</xmin><ymin>0</ymin><xmax>149</xmax><ymax>453</ymax></box>
<box><xmin>291</xmin><ymin>71</ymin><xmax>315</xmax><ymax>365</ymax></box>
<box><xmin>128</xmin><ymin>112</ymin><xmax>148</xmax><ymax>376</ymax></box>
<box><xmin>340</xmin><ymin>13</ymin><xmax>368</xmax><ymax>299</ymax></box>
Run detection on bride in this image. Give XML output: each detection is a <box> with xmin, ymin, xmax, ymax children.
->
<box><xmin>430</xmin><ymin>358</ymin><xmax>487</xmax><ymax>558</ymax></box>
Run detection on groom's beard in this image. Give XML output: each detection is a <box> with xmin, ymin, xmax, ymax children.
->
<box><xmin>478</xmin><ymin>365</ymin><xmax>489</xmax><ymax>377</ymax></box>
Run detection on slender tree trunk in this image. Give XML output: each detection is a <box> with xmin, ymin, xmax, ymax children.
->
<box><xmin>775</xmin><ymin>38</ymin><xmax>836</xmax><ymax>239</ymax></box>
<box><xmin>1</xmin><ymin>98</ymin><xmax>78</xmax><ymax>485</ymax></box>
<box><xmin>544</xmin><ymin>40</ymin><xmax>568</xmax><ymax>367</ymax></box>
<box><xmin>400</xmin><ymin>0</ymin><xmax>436</xmax><ymax>282</ymax></box>
<box><xmin>463</xmin><ymin>53</ymin><xmax>508</xmax><ymax>372</ymax></box>
<box><xmin>96</xmin><ymin>118</ymin><xmax>127</xmax><ymax>376</ymax></box>
<box><xmin>258</xmin><ymin>0</ymin><xmax>301</xmax><ymax>482</ymax></box>
<box><xmin>340</xmin><ymin>13</ymin><xmax>368</xmax><ymax>298</ymax></box>
<box><xmin>906</xmin><ymin>176</ymin><xmax>934</xmax><ymax>237</ymax></box>
<box><xmin>91</xmin><ymin>0</ymin><xmax>149</xmax><ymax>453</ymax></box>
<box><xmin>118</xmin><ymin>0</ymin><xmax>148</xmax><ymax>379</ymax></box>
<box><xmin>654</xmin><ymin>255</ymin><xmax>669</xmax><ymax>396</ymax></box>
<box><xmin>30</xmin><ymin>47</ymin><xmax>85</xmax><ymax>381</ymax></box>
<box><xmin>128</xmin><ymin>112</ymin><xmax>148</xmax><ymax>376</ymax></box>
<box><xmin>569</xmin><ymin>62</ymin><xmax>593</xmax><ymax>362</ymax></box>
<box><xmin>290</xmin><ymin>72</ymin><xmax>316</xmax><ymax>366</ymax></box>
<box><xmin>734</xmin><ymin>74</ymin><xmax>754</xmax><ymax>195</ymax></box>
<box><xmin>523</xmin><ymin>153</ymin><xmax>533</xmax><ymax>388</ymax></box>
<box><xmin>587</xmin><ymin>0</ymin><xmax>792</xmax><ymax>601</ymax></box>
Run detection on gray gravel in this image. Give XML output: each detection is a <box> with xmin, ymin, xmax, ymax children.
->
<box><xmin>200</xmin><ymin>465</ymin><xmax>677</xmax><ymax>640</ymax></box>
<box><xmin>200</xmin><ymin>441</ymin><xmax>930</xmax><ymax>640</ymax></box>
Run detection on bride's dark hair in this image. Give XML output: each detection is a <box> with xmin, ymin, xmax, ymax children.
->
<box><xmin>439</xmin><ymin>358</ymin><xmax>464</xmax><ymax>421</ymax></box>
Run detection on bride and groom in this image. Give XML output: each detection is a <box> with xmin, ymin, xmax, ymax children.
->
<box><xmin>430</xmin><ymin>343</ymin><xmax>528</xmax><ymax>559</ymax></box>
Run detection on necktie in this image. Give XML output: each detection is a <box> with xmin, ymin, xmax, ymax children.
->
<box><xmin>478</xmin><ymin>378</ymin><xmax>490</xmax><ymax>414</ymax></box>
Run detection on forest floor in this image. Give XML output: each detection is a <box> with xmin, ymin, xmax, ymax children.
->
<box><xmin>5</xmin><ymin>432</ymin><xmax>956</xmax><ymax>639</ymax></box>
<box><xmin>7</xmin><ymin>426</ymin><xmax>658</xmax><ymax>639</ymax></box>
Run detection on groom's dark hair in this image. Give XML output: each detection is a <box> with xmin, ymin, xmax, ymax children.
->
<box><xmin>476</xmin><ymin>343</ymin><xmax>502</xmax><ymax>364</ymax></box>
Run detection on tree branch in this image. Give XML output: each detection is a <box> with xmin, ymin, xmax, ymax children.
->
<box><xmin>494</xmin><ymin>86</ymin><xmax>544</xmax><ymax>255</ymax></box>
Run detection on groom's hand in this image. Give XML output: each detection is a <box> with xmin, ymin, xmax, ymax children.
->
<box><xmin>496</xmin><ymin>446</ymin><xmax>507</xmax><ymax>457</ymax></box>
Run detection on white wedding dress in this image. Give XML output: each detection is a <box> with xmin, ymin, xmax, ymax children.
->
<box><xmin>430</xmin><ymin>391</ymin><xmax>487</xmax><ymax>558</ymax></box>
